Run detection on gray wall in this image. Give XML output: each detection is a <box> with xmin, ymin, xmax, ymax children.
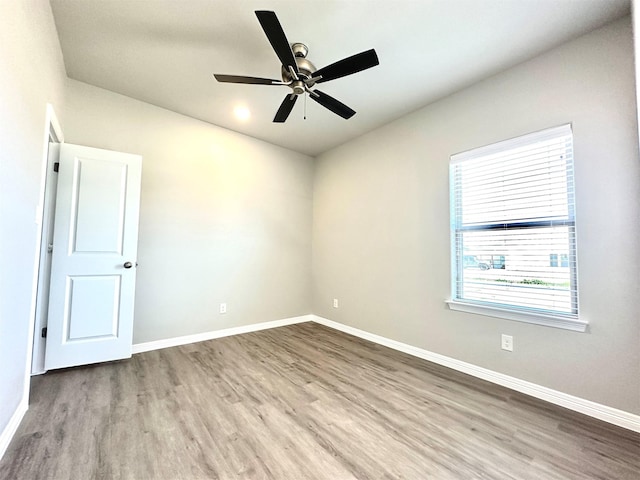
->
<box><xmin>312</xmin><ymin>17</ymin><xmax>640</xmax><ymax>414</ymax></box>
<box><xmin>635</xmin><ymin>1</ymin><xmax>640</xmax><ymax>137</ymax></box>
<box><xmin>63</xmin><ymin>80</ymin><xmax>314</xmax><ymax>344</ymax></box>
<box><xmin>0</xmin><ymin>0</ymin><xmax>67</xmax><ymax>437</ymax></box>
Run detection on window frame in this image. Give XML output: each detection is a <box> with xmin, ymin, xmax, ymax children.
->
<box><xmin>447</xmin><ymin>125</ymin><xmax>586</xmax><ymax>332</ymax></box>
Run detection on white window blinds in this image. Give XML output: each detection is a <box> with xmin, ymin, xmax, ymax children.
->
<box><xmin>450</xmin><ymin>124</ymin><xmax>579</xmax><ymax>319</ymax></box>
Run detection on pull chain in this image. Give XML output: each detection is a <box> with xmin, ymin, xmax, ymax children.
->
<box><xmin>304</xmin><ymin>92</ymin><xmax>307</xmax><ymax>120</ymax></box>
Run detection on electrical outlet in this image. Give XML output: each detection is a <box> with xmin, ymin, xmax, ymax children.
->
<box><xmin>333</xmin><ymin>298</ymin><xmax>339</xmax><ymax>308</ymax></box>
<box><xmin>501</xmin><ymin>334</ymin><xmax>513</xmax><ymax>352</ymax></box>
<box><xmin>220</xmin><ymin>303</ymin><xmax>227</xmax><ymax>314</ymax></box>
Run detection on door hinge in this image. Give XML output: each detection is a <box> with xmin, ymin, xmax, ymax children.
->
<box><xmin>53</xmin><ymin>162</ymin><xmax>59</xmax><ymax>172</ymax></box>
<box><xmin>47</xmin><ymin>243</ymin><xmax>53</xmax><ymax>253</ymax></box>
<box><xmin>41</xmin><ymin>327</ymin><xmax>47</xmax><ymax>338</ymax></box>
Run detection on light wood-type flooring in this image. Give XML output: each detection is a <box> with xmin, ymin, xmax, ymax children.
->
<box><xmin>1</xmin><ymin>322</ymin><xmax>639</xmax><ymax>479</ymax></box>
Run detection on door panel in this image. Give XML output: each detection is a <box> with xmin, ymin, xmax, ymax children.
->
<box><xmin>45</xmin><ymin>143</ymin><xmax>141</xmax><ymax>370</ymax></box>
<box><xmin>72</xmin><ymin>158</ymin><xmax>128</xmax><ymax>253</ymax></box>
<box><xmin>66</xmin><ymin>275</ymin><xmax>120</xmax><ymax>340</ymax></box>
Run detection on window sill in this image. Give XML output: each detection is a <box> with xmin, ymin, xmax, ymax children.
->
<box><xmin>446</xmin><ymin>300</ymin><xmax>588</xmax><ymax>332</ymax></box>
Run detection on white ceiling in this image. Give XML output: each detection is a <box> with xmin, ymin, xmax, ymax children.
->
<box><xmin>50</xmin><ymin>0</ymin><xmax>630</xmax><ymax>156</ymax></box>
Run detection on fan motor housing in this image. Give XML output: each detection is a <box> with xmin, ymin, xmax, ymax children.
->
<box><xmin>282</xmin><ymin>43</ymin><xmax>317</xmax><ymax>91</ymax></box>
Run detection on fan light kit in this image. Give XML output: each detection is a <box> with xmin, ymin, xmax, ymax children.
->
<box><xmin>214</xmin><ymin>10</ymin><xmax>379</xmax><ymax>123</ymax></box>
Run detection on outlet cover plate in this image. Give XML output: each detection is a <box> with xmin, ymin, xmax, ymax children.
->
<box><xmin>501</xmin><ymin>334</ymin><xmax>513</xmax><ymax>351</ymax></box>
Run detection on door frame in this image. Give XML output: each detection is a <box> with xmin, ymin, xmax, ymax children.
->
<box><xmin>27</xmin><ymin>104</ymin><xmax>64</xmax><ymax>379</ymax></box>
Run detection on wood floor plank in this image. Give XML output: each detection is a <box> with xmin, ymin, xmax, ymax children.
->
<box><xmin>1</xmin><ymin>322</ymin><xmax>638</xmax><ymax>479</ymax></box>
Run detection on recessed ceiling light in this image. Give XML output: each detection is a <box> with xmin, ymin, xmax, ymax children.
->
<box><xmin>234</xmin><ymin>106</ymin><xmax>250</xmax><ymax>121</ymax></box>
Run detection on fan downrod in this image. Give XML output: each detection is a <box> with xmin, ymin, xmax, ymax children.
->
<box><xmin>291</xmin><ymin>43</ymin><xmax>308</xmax><ymax>58</ymax></box>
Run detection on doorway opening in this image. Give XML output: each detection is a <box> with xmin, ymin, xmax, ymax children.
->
<box><xmin>29</xmin><ymin>104</ymin><xmax>64</xmax><ymax>375</ymax></box>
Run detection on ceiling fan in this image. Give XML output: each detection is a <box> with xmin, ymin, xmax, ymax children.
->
<box><xmin>214</xmin><ymin>10</ymin><xmax>379</xmax><ymax>123</ymax></box>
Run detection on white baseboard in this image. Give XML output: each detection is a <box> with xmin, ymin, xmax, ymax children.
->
<box><xmin>311</xmin><ymin>315</ymin><xmax>640</xmax><ymax>433</ymax></box>
<box><xmin>0</xmin><ymin>398</ymin><xmax>28</xmax><ymax>461</ymax></box>
<box><xmin>132</xmin><ymin>315</ymin><xmax>312</xmax><ymax>354</ymax></box>
<box><xmin>129</xmin><ymin>312</ymin><xmax>640</xmax><ymax>433</ymax></box>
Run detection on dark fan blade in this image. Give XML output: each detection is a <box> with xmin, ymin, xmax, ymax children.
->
<box><xmin>310</xmin><ymin>90</ymin><xmax>355</xmax><ymax>119</ymax></box>
<box><xmin>273</xmin><ymin>94</ymin><xmax>298</xmax><ymax>123</ymax></box>
<box><xmin>255</xmin><ymin>11</ymin><xmax>299</xmax><ymax>75</ymax></box>
<box><xmin>314</xmin><ymin>49</ymin><xmax>379</xmax><ymax>84</ymax></box>
<box><xmin>214</xmin><ymin>74</ymin><xmax>282</xmax><ymax>85</ymax></box>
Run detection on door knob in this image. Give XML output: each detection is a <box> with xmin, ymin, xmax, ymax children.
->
<box><xmin>123</xmin><ymin>261</ymin><xmax>133</xmax><ymax>269</ymax></box>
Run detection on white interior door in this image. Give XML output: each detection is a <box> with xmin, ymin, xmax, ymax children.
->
<box><xmin>44</xmin><ymin>143</ymin><xmax>142</xmax><ymax>370</ymax></box>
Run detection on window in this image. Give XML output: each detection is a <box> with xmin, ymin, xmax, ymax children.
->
<box><xmin>448</xmin><ymin>125</ymin><xmax>585</xmax><ymax>331</ymax></box>
<box><xmin>549</xmin><ymin>253</ymin><xmax>569</xmax><ymax>268</ymax></box>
